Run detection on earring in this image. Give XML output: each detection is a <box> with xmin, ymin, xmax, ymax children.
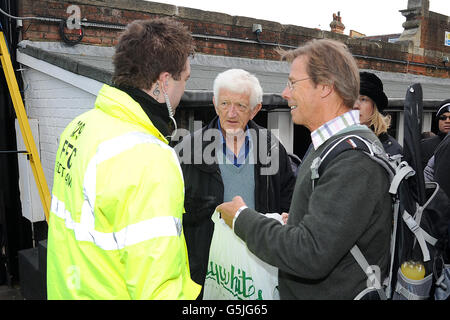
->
<box><xmin>153</xmin><ymin>83</ymin><xmax>160</xmax><ymax>97</ymax></box>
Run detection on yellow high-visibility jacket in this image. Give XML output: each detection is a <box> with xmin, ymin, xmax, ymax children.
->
<box><xmin>47</xmin><ymin>84</ymin><xmax>201</xmax><ymax>299</ymax></box>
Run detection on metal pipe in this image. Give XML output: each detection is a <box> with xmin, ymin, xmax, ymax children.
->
<box><xmin>0</xmin><ymin>150</ymin><xmax>28</xmax><ymax>154</ymax></box>
<box><xmin>352</xmin><ymin>54</ymin><xmax>449</xmax><ymax>70</ymax></box>
<box><xmin>192</xmin><ymin>33</ymin><xmax>298</xmax><ymax>49</ymax></box>
<box><xmin>194</xmin><ymin>33</ymin><xmax>449</xmax><ymax>70</ymax></box>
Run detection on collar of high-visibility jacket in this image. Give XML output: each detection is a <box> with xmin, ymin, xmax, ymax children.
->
<box><xmin>114</xmin><ymin>85</ymin><xmax>171</xmax><ymax>138</ymax></box>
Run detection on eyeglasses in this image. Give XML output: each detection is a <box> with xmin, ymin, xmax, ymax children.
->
<box><xmin>438</xmin><ymin>115</ymin><xmax>450</xmax><ymax>121</ymax></box>
<box><xmin>217</xmin><ymin>100</ymin><xmax>250</xmax><ymax>113</ymax></box>
<box><xmin>286</xmin><ymin>77</ymin><xmax>310</xmax><ymax>90</ymax></box>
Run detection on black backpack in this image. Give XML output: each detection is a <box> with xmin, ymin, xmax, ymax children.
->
<box><xmin>310</xmin><ymin>134</ymin><xmax>450</xmax><ymax>300</ymax></box>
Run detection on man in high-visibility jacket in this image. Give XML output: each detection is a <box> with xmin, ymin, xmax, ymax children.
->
<box><xmin>47</xmin><ymin>18</ymin><xmax>201</xmax><ymax>299</ymax></box>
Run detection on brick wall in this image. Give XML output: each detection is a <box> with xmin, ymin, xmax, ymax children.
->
<box><xmin>17</xmin><ymin>0</ymin><xmax>449</xmax><ymax>78</ymax></box>
<box><xmin>421</xmin><ymin>11</ymin><xmax>450</xmax><ymax>54</ymax></box>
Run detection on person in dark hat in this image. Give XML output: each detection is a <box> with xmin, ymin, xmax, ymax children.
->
<box><xmin>353</xmin><ymin>71</ymin><xmax>402</xmax><ymax>156</ymax></box>
<box><xmin>420</xmin><ymin>98</ymin><xmax>450</xmax><ymax>170</ymax></box>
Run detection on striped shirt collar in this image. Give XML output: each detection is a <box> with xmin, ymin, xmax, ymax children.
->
<box><xmin>311</xmin><ymin>110</ymin><xmax>360</xmax><ymax>150</ymax></box>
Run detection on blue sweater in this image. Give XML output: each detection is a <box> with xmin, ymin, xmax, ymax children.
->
<box><xmin>219</xmin><ymin>153</ymin><xmax>255</xmax><ymax>210</ymax></box>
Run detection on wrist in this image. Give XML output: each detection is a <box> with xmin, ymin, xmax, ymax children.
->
<box><xmin>232</xmin><ymin>205</ymin><xmax>248</xmax><ymax>230</ymax></box>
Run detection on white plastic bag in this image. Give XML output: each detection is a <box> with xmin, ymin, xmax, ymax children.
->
<box><xmin>203</xmin><ymin>211</ymin><xmax>280</xmax><ymax>300</ymax></box>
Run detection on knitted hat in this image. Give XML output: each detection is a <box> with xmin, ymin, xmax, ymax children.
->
<box><xmin>359</xmin><ymin>72</ymin><xmax>388</xmax><ymax>113</ymax></box>
<box><xmin>436</xmin><ymin>99</ymin><xmax>450</xmax><ymax>118</ymax></box>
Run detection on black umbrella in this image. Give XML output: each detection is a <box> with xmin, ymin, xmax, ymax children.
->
<box><xmin>402</xmin><ymin>83</ymin><xmax>426</xmax><ymax>205</ymax></box>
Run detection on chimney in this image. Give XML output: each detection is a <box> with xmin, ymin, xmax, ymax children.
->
<box><xmin>330</xmin><ymin>11</ymin><xmax>345</xmax><ymax>34</ymax></box>
<box><xmin>398</xmin><ymin>0</ymin><xmax>430</xmax><ymax>51</ymax></box>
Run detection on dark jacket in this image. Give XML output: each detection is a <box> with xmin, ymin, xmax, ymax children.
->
<box><xmin>379</xmin><ymin>132</ymin><xmax>402</xmax><ymax>157</ymax></box>
<box><xmin>234</xmin><ymin>127</ymin><xmax>392</xmax><ymax>299</ymax></box>
<box><xmin>434</xmin><ymin>132</ymin><xmax>450</xmax><ymax>199</ymax></box>
<box><xmin>420</xmin><ymin>132</ymin><xmax>446</xmax><ymax>171</ymax></box>
<box><xmin>175</xmin><ymin>116</ymin><xmax>296</xmax><ymax>289</ymax></box>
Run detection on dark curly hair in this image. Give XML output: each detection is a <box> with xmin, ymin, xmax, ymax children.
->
<box><xmin>112</xmin><ymin>18</ymin><xmax>195</xmax><ymax>89</ymax></box>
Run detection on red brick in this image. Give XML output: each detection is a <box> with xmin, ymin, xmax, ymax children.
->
<box><xmin>16</xmin><ymin>0</ymin><xmax>450</xmax><ymax>78</ymax></box>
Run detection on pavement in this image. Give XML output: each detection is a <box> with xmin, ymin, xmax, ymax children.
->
<box><xmin>0</xmin><ymin>284</ymin><xmax>24</xmax><ymax>300</ymax></box>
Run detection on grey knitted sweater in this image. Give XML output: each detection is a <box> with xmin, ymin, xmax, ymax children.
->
<box><xmin>234</xmin><ymin>127</ymin><xmax>392</xmax><ymax>299</ymax></box>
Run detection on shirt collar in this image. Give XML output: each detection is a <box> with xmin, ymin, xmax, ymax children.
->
<box><xmin>311</xmin><ymin>110</ymin><xmax>360</xmax><ymax>150</ymax></box>
<box><xmin>217</xmin><ymin>118</ymin><xmax>252</xmax><ymax>167</ymax></box>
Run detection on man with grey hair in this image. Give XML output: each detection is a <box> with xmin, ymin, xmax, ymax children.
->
<box><xmin>176</xmin><ymin>68</ymin><xmax>295</xmax><ymax>298</ymax></box>
<box><xmin>217</xmin><ymin>40</ymin><xmax>392</xmax><ymax>300</ymax></box>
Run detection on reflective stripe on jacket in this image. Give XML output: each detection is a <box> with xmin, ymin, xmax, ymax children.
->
<box><xmin>47</xmin><ymin>84</ymin><xmax>201</xmax><ymax>299</ymax></box>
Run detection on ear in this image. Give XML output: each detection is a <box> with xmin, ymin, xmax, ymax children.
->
<box><xmin>212</xmin><ymin>96</ymin><xmax>220</xmax><ymax>115</ymax></box>
<box><xmin>320</xmin><ymin>83</ymin><xmax>333</xmax><ymax>99</ymax></box>
<box><xmin>158</xmin><ymin>72</ymin><xmax>171</xmax><ymax>91</ymax></box>
<box><xmin>250</xmin><ymin>103</ymin><xmax>262</xmax><ymax>119</ymax></box>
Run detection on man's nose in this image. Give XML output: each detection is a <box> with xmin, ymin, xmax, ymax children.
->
<box><xmin>281</xmin><ymin>87</ymin><xmax>290</xmax><ymax>101</ymax></box>
<box><xmin>227</xmin><ymin>104</ymin><xmax>238</xmax><ymax>115</ymax></box>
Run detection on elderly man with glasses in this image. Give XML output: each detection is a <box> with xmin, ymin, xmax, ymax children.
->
<box><xmin>175</xmin><ymin>68</ymin><xmax>296</xmax><ymax>299</ymax></box>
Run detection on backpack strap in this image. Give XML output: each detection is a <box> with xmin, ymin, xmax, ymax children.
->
<box><xmin>310</xmin><ymin>134</ymin><xmax>392</xmax><ymax>299</ymax></box>
<box><xmin>351</xmin><ymin>245</ymin><xmax>387</xmax><ymax>300</ymax></box>
<box><xmin>311</xmin><ymin>134</ymin><xmax>379</xmax><ymax>190</ymax></box>
<box><xmin>402</xmin><ymin>211</ymin><xmax>437</xmax><ymax>262</ymax></box>
<box><xmin>401</xmin><ymin>183</ymin><xmax>440</xmax><ymax>263</ymax></box>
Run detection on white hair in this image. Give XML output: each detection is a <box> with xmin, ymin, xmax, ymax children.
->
<box><xmin>213</xmin><ymin>69</ymin><xmax>263</xmax><ymax>109</ymax></box>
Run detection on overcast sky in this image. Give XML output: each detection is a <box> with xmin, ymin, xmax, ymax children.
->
<box><xmin>148</xmin><ymin>0</ymin><xmax>449</xmax><ymax>36</ymax></box>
